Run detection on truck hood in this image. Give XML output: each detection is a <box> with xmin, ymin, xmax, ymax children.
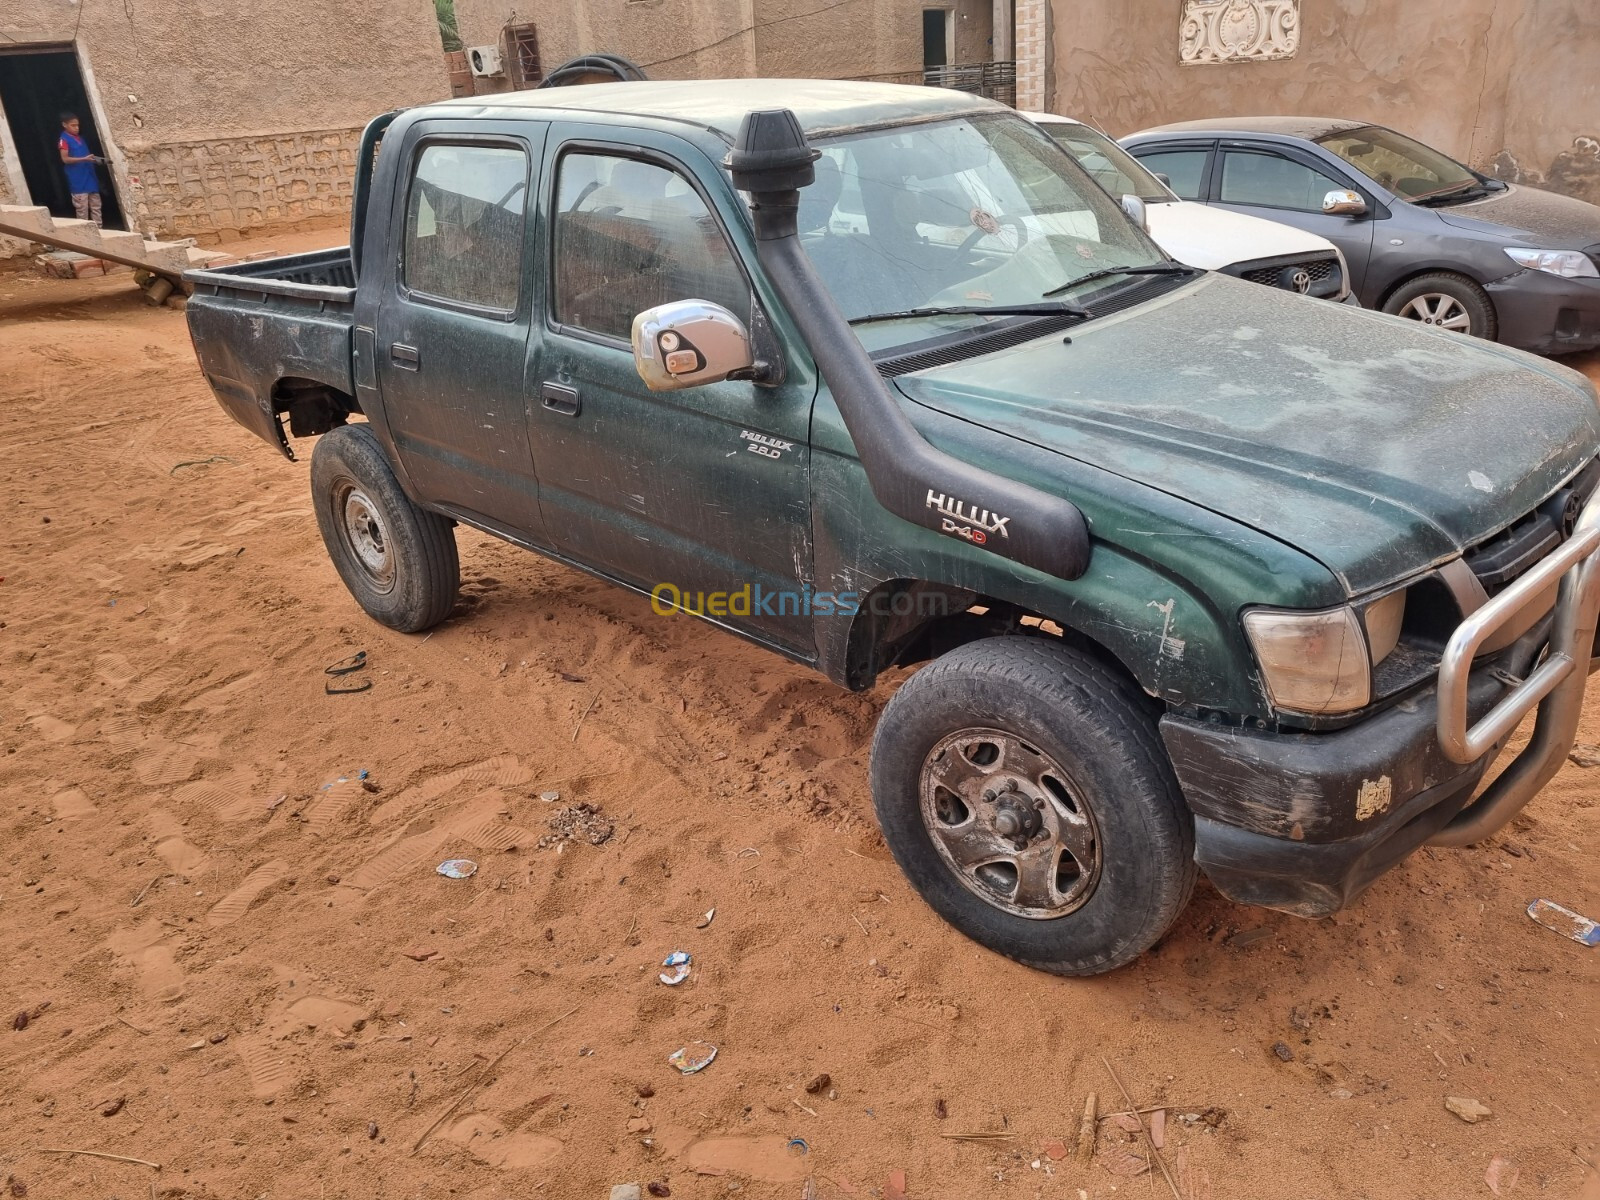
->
<box><xmin>1432</xmin><ymin>182</ymin><xmax>1600</xmax><ymax>248</ymax></box>
<box><xmin>1145</xmin><ymin>200</ymin><xmax>1337</xmax><ymax>271</ymax></box>
<box><xmin>891</xmin><ymin>274</ymin><xmax>1600</xmax><ymax>594</ymax></box>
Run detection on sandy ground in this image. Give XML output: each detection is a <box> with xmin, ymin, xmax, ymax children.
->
<box><xmin>1</xmin><ymin>241</ymin><xmax>1597</xmax><ymax>1200</ymax></box>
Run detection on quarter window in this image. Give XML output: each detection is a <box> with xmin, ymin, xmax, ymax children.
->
<box><xmin>403</xmin><ymin>143</ymin><xmax>528</xmax><ymax>311</ymax></box>
<box><xmin>1220</xmin><ymin>151</ymin><xmax>1346</xmax><ymax>212</ymax></box>
<box><xmin>552</xmin><ymin>152</ymin><xmax>750</xmax><ymax>341</ymax></box>
<box><xmin>1132</xmin><ymin>149</ymin><xmax>1208</xmax><ymax>199</ymax></box>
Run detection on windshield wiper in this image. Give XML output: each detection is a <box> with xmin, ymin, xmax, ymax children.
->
<box><xmin>1042</xmin><ymin>262</ymin><xmax>1196</xmax><ymax>298</ymax></box>
<box><xmin>848</xmin><ymin>300</ymin><xmax>1091</xmax><ymax>326</ymax></box>
<box><xmin>1410</xmin><ymin>181</ymin><xmax>1491</xmax><ymax>207</ymax></box>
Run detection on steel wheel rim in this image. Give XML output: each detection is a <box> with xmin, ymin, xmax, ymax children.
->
<box><xmin>336</xmin><ymin>482</ymin><xmax>396</xmax><ymax>593</ymax></box>
<box><xmin>1399</xmin><ymin>292</ymin><xmax>1473</xmax><ymax>332</ymax></box>
<box><xmin>918</xmin><ymin>728</ymin><xmax>1102</xmax><ymax>920</ymax></box>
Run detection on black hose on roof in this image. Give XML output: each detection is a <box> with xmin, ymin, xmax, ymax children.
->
<box><xmin>536</xmin><ymin>54</ymin><xmax>648</xmax><ymax>87</ymax></box>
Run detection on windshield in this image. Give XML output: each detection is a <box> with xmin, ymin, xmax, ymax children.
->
<box><xmin>1036</xmin><ymin>121</ymin><xmax>1173</xmax><ymax>203</ymax></box>
<box><xmin>805</xmin><ymin>113</ymin><xmax>1165</xmax><ymax>351</ymax></box>
<box><xmin>1315</xmin><ymin>125</ymin><xmax>1479</xmax><ymax>200</ymax></box>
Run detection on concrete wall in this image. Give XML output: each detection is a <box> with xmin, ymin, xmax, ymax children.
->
<box><xmin>0</xmin><ymin>0</ymin><xmax>449</xmax><ymax>240</ymax></box>
<box><xmin>1049</xmin><ymin>0</ymin><xmax>1600</xmax><ymax>205</ymax></box>
<box><xmin>452</xmin><ymin>0</ymin><xmax>991</xmax><ymax>88</ymax></box>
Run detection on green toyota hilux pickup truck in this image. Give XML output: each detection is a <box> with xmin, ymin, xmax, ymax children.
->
<box><xmin>184</xmin><ymin>81</ymin><xmax>1600</xmax><ymax>975</ymax></box>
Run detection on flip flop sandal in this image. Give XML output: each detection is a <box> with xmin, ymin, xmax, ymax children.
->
<box><xmin>325</xmin><ymin>677</ymin><xmax>373</xmax><ymax>695</ymax></box>
<box><xmin>325</xmin><ymin>650</ymin><xmax>367</xmax><ymax>676</ymax></box>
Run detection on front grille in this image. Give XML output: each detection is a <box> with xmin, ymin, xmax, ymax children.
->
<box><xmin>1225</xmin><ymin>252</ymin><xmax>1343</xmax><ymax>299</ymax></box>
<box><xmin>1464</xmin><ymin>460</ymin><xmax>1600</xmax><ymax>593</ymax></box>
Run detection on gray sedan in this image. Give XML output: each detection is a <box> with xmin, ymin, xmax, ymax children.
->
<box><xmin>1121</xmin><ymin>118</ymin><xmax>1600</xmax><ymax>356</ymax></box>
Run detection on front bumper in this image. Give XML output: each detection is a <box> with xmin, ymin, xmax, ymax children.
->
<box><xmin>1162</xmin><ymin>671</ymin><xmax>1504</xmax><ymax>916</ymax></box>
<box><xmin>1164</xmin><ymin>492</ymin><xmax>1600</xmax><ymax>917</ymax></box>
<box><xmin>1487</xmin><ymin>270</ymin><xmax>1600</xmax><ymax>356</ymax></box>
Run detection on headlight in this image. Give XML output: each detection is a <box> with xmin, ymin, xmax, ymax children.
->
<box><xmin>1243</xmin><ymin>606</ymin><xmax>1370</xmax><ymax>714</ymax></box>
<box><xmin>1504</xmin><ymin>248</ymin><xmax>1599</xmax><ymax>279</ymax></box>
<box><xmin>1243</xmin><ymin>592</ymin><xmax>1408</xmax><ymax>715</ymax></box>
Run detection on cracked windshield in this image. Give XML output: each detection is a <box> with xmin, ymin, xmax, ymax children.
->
<box><xmin>805</xmin><ymin>114</ymin><xmax>1165</xmax><ymax>350</ymax></box>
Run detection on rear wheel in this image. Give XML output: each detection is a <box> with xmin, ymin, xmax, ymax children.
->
<box><xmin>310</xmin><ymin>424</ymin><xmax>459</xmax><ymax>633</ymax></box>
<box><xmin>1382</xmin><ymin>272</ymin><xmax>1497</xmax><ymax>340</ymax></box>
<box><xmin>870</xmin><ymin>636</ymin><xmax>1196</xmax><ymax>976</ymax></box>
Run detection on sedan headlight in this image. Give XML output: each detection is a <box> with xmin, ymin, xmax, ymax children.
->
<box><xmin>1244</xmin><ymin>592</ymin><xmax>1408</xmax><ymax>715</ymax></box>
<box><xmin>1505</xmin><ymin>248</ymin><xmax>1599</xmax><ymax>279</ymax></box>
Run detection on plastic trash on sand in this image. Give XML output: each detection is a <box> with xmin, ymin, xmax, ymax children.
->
<box><xmin>436</xmin><ymin>858</ymin><xmax>478</xmax><ymax>880</ymax></box>
<box><xmin>668</xmin><ymin>1040</ymin><xmax>717</xmax><ymax>1074</ymax></box>
<box><xmin>1527</xmin><ymin>898</ymin><xmax>1600</xmax><ymax>945</ymax></box>
<box><xmin>659</xmin><ymin>951</ymin><xmax>691</xmax><ymax>985</ymax></box>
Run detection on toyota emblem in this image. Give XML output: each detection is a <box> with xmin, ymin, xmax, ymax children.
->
<box><xmin>1291</xmin><ymin>269</ymin><xmax>1313</xmax><ymax>294</ymax></box>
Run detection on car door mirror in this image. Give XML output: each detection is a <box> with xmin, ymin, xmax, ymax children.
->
<box><xmin>1120</xmin><ymin>194</ymin><xmax>1149</xmax><ymax>233</ymax></box>
<box><xmin>1153</xmin><ymin>172</ymin><xmax>1172</xmax><ymax>189</ymax></box>
<box><xmin>1322</xmin><ymin>189</ymin><xmax>1368</xmax><ymax>217</ymax></box>
<box><xmin>632</xmin><ymin>300</ymin><xmax>757</xmax><ymax>392</ymax></box>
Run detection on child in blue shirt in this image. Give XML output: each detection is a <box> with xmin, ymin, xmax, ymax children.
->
<box><xmin>58</xmin><ymin>112</ymin><xmax>105</xmax><ymax>227</ymax></box>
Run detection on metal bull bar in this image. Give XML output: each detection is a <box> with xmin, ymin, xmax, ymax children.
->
<box><xmin>1430</xmin><ymin>489</ymin><xmax>1600</xmax><ymax>846</ymax></box>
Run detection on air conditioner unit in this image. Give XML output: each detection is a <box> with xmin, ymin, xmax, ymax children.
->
<box><xmin>467</xmin><ymin>45</ymin><xmax>504</xmax><ymax>77</ymax></box>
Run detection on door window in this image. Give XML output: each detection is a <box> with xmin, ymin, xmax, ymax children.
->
<box><xmin>1131</xmin><ymin>149</ymin><xmax>1208</xmax><ymax>199</ymax></box>
<box><xmin>552</xmin><ymin>152</ymin><xmax>750</xmax><ymax>341</ymax></box>
<box><xmin>1219</xmin><ymin>151</ymin><xmax>1346</xmax><ymax>212</ymax></box>
<box><xmin>403</xmin><ymin>143</ymin><xmax>529</xmax><ymax>311</ymax></box>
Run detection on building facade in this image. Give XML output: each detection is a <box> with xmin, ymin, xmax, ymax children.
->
<box><xmin>0</xmin><ymin>0</ymin><xmax>449</xmax><ymax>250</ymax></box>
<box><xmin>1025</xmin><ymin>0</ymin><xmax>1599</xmax><ymax>205</ymax></box>
<box><xmin>449</xmin><ymin>0</ymin><xmax>996</xmax><ymax>94</ymax></box>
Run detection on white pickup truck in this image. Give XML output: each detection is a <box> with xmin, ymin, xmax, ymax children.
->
<box><xmin>1025</xmin><ymin>112</ymin><xmax>1355</xmax><ymax>303</ymax></box>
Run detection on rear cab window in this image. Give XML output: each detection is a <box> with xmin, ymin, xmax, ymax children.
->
<box><xmin>1130</xmin><ymin>148</ymin><xmax>1209</xmax><ymax>200</ymax></box>
<box><xmin>403</xmin><ymin>142</ymin><xmax>529</xmax><ymax>312</ymax></box>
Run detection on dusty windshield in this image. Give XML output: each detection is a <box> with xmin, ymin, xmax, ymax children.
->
<box><xmin>805</xmin><ymin>114</ymin><xmax>1164</xmax><ymax>350</ymax></box>
<box><xmin>1037</xmin><ymin>122</ymin><xmax>1173</xmax><ymax>204</ymax></box>
<box><xmin>1316</xmin><ymin>125</ymin><xmax>1478</xmax><ymax>200</ymax></box>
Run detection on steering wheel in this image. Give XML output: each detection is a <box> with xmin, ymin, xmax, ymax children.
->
<box><xmin>958</xmin><ymin>216</ymin><xmax>1028</xmax><ymax>255</ymax></box>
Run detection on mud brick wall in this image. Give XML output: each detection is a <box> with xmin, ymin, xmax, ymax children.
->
<box><xmin>123</xmin><ymin>128</ymin><xmax>363</xmax><ymax>241</ymax></box>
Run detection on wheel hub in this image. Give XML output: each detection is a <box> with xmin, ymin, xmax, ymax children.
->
<box><xmin>990</xmin><ymin>789</ymin><xmax>1043</xmax><ymax>846</ymax></box>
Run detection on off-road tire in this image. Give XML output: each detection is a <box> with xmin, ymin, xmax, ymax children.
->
<box><xmin>310</xmin><ymin>423</ymin><xmax>459</xmax><ymax>633</ymax></box>
<box><xmin>1381</xmin><ymin>272</ymin><xmax>1498</xmax><ymax>341</ymax></box>
<box><xmin>870</xmin><ymin>636</ymin><xmax>1196</xmax><ymax>976</ymax></box>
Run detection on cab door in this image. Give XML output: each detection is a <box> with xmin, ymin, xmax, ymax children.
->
<box><xmin>526</xmin><ymin>129</ymin><xmax>818</xmax><ymax>654</ymax></box>
<box><xmin>375</xmin><ymin>123</ymin><xmax>548</xmax><ymax>541</ymax></box>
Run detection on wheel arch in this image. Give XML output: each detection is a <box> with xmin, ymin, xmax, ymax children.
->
<box><xmin>835</xmin><ymin>577</ymin><xmax>1154</xmax><ymax>703</ymax></box>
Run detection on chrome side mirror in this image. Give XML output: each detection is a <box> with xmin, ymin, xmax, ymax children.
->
<box><xmin>632</xmin><ymin>300</ymin><xmax>755</xmax><ymax>392</ymax></box>
<box><xmin>1120</xmin><ymin>194</ymin><xmax>1149</xmax><ymax>233</ymax></box>
<box><xmin>1322</xmin><ymin>189</ymin><xmax>1368</xmax><ymax>217</ymax></box>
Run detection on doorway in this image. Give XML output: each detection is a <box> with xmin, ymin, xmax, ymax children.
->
<box><xmin>922</xmin><ymin>8</ymin><xmax>953</xmax><ymax>69</ymax></box>
<box><xmin>0</xmin><ymin>46</ymin><xmax>126</xmax><ymax>229</ymax></box>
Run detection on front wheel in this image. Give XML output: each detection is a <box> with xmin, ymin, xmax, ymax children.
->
<box><xmin>310</xmin><ymin>424</ymin><xmax>460</xmax><ymax>633</ymax></box>
<box><xmin>870</xmin><ymin>637</ymin><xmax>1196</xmax><ymax>976</ymax></box>
<box><xmin>1382</xmin><ymin>272</ymin><xmax>1497</xmax><ymax>340</ymax></box>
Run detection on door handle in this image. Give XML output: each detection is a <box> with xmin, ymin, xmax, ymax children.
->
<box><xmin>390</xmin><ymin>343</ymin><xmax>420</xmax><ymax>369</ymax></box>
<box><xmin>540</xmin><ymin>382</ymin><xmax>580</xmax><ymax>417</ymax></box>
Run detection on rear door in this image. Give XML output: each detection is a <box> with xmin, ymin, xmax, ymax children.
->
<box><xmin>1209</xmin><ymin>142</ymin><xmax>1378</xmax><ymax>290</ymax></box>
<box><xmin>526</xmin><ymin>129</ymin><xmax>818</xmax><ymax>654</ymax></box>
<box><xmin>375</xmin><ymin>122</ymin><xmax>548</xmax><ymax>540</ymax></box>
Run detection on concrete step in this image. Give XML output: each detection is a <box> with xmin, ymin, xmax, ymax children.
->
<box><xmin>0</xmin><ymin>203</ymin><xmax>53</xmax><ymax>236</ymax></box>
<box><xmin>97</xmin><ymin>228</ymin><xmax>147</xmax><ymax>261</ymax></box>
<box><xmin>140</xmin><ymin>239</ymin><xmax>193</xmax><ymax>274</ymax></box>
<box><xmin>184</xmin><ymin>246</ymin><xmax>231</xmax><ymax>268</ymax></box>
<box><xmin>50</xmin><ymin>218</ymin><xmax>103</xmax><ymax>252</ymax></box>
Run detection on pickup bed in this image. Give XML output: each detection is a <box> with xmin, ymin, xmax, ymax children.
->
<box><xmin>186</xmin><ymin>80</ymin><xmax>1600</xmax><ymax>975</ymax></box>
